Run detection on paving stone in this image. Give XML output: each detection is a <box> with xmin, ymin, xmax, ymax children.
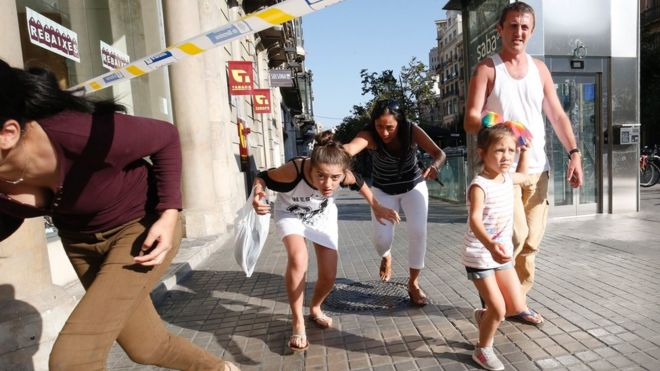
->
<box><xmin>535</xmin><ymin>358</ymin><xmax>561</xmax><ymax>370</ymax></box>
<box><xmin>511</xmin><ymin>360</ymin><xmax>541</xmax><ymax>371</ymax></box>
<box><xmin>554</xmin><ymin>354</ymin><xmax>580</xmax><ymax>366</ymax></box>
<box><xmin>588</xmin><ymin>360</ymin><xmax>616</xmax><ymax>370</ymax></box>
<box><xmin>574</xmin><ymin>350</ymin><xmax>600</xmax><ymax>363</ymax></box>
<box><xmin>105</xmin><ymin>192</ymin><xmax>660</xmax><ymax>370</ymax></box>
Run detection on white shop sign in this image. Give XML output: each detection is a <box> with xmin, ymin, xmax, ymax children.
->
<box><xmin>100</xmin><ymin>41</ymin><xmax>130</xmax><ymax>70</ymax></box>
<box><xmin>26</xmin><ymin>7</ymin><xmax>80</xmax><ymax>63</ymax></box>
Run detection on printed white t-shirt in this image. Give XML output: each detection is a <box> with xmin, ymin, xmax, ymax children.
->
<box><xmin>463</xmin><ymin>173</ymin><xmax>514</xmax><ymax>269</ymax></box>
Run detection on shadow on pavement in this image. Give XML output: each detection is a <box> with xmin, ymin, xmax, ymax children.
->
<box><xmin>159</xmin><ymin>270</ymin><xmax>475</xmax><ymax>367</ymax></box>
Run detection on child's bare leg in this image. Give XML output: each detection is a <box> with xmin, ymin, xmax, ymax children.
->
<box><xmin>472</xmin><ymin>276</ymin><xmax>506</xmax><ymax>347</ymax></box>
<box><xmin>283</xmin><ymin>235</ymin><xmax>309</xmax><ymax>342</ymax></box>
<box><xmin>309</xmin><ymin>243</ymin><xmax>338</xmax><ymax>319</ymax></box>
<box><xmin>495</xmin><ymin>268</ymin><xmax>530</xmax><ymax>316</ymax></box>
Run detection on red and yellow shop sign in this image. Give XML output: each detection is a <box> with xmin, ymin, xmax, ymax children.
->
<box><xmin>237</xmin><ymin>118</ymin><xmax>250</xmax><ymax>172</ymax></box>
<box><xmin>252</xmin><ymin>89</ymin><xmax>272</xmax><ymax>114</ymax></box>
<box><xmin>228</xmin><ymin>61</ymin><xmax>254</xmax><ymax>95</ymax></box>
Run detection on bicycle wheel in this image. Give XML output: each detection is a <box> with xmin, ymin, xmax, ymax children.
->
<box><xmin>640</xmin><ymin>163</ymin><xmax>659</xmax><ymax>187</ymax></box>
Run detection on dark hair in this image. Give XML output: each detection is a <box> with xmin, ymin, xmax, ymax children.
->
<box><xmin>477</xmin><ymin>124</ymin><xmax>516</xmax><ymax>152</ymax></box>
<box><xmin>310</xmin><ymin>130</ymin><xmax>351</xmax><ymax>170</ymax></box>
<box><xmin>498</xmin><ymin>1</ymin><xmax>535</xmax><ymax>30</ymax></box>
<box><xmin>368</xmin><ymin>98</ymin><xmax>413</xmax><ymax>161</ymax></box>
<box><xmin>0</xmin><ymin>59</ymin><xmax>125</xmax><ymax>129</ymax></box>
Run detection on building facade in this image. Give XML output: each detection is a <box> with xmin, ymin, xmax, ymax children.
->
<box><xmin>437</xmin><ymin>10</ymin><xmax>465</xmax><ymax>133</ymax></box>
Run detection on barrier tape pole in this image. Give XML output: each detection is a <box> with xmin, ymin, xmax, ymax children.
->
<box><xmin>68</xmin><ymin>0</ymin><xmax>345</xmax><ymax>94</ymax></box>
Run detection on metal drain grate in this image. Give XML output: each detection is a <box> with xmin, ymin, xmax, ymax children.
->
<box><xmin>322</xmin><ymin>278</ymin><xmax>412</xmax><ymax>313</ymax></box>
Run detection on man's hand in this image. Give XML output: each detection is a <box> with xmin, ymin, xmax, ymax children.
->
<box><xmin>567</xmin><ymin>154</ymin><xmax>583</xmax><ymax>188</ymax></box>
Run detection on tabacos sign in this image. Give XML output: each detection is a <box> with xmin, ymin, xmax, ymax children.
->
<box><xmin>252</xmin><ymin>89</ymin><xmax>272</xmax><ymax>114</ymax></box>
<box><xmin>228</xmin><ymin>61</ymin><xmax>254</xmax><ymax>95</ymax></box>
<box><xmin>26</xmin><ymin>7</ymin><xmax>80</xmax><ymax>62</ymax></box>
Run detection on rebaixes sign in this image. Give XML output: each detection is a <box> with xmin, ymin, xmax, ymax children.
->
<box><xmin>26</xmin><ymin>7</ymin><xmax>80</xmax><ymax>63</ymax></box>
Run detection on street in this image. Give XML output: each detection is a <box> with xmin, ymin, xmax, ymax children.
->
<box><xmin>109</xmin><ymin>185</ymin><xmax>660</xmax><ymax>370</ymax></box>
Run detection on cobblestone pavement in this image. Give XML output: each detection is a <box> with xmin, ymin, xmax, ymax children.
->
<box><xmin>109</xmin><ymin>186</ymin><xmax>660</xmax><ymax>370</ymax></box>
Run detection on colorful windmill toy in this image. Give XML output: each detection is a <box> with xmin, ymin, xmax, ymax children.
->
<box><xmin>481</xmin><ymin>111</ymin><xmax>502</xmax><ymax>128</ymax></box>
<box><xmin>505</xmin><ymin>120</ymin><xmax>533</xmax><ymax>146</ymax></box>
<box><xmin>481</xmin><ymin>111</ymin><xmax>533</xmax><ymax>146</ymax></box>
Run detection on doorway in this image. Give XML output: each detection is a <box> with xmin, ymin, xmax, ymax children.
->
<box><xmin>546</xmin><ymin>73</ymin><xmax>601</xmax><ymax>217</ymax></box>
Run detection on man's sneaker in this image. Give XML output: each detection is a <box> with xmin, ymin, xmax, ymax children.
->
<box><xmin>472</xmin><ymin>346</ymin><xmax>504</xmax><ymax>371</ymax></box>
<box><xmin>474</xmin><ymin>308</ymin><xmax>485</xmax><ymax>327</ymax></box>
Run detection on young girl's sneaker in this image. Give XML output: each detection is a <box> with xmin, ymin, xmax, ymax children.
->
<box><xmin>473</xmin><ymin>346</ymin><xmax>504</xmax><ymax>370</ymax></box>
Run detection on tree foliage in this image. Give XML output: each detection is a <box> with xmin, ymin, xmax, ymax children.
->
<box><xmin>334</xmin><ymin>57</ymin><xmax>437</xmax><ymax>145</ymax></box>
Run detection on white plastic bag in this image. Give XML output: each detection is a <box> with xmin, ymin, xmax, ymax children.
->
<box><xmin>233</xmin><ymin>187</ymin><xmax>270</xmax><ymax>277</ymax></box>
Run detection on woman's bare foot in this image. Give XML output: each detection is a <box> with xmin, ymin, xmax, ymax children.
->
<box><xmin>379</xmin><ymin>256</ymin><xmax>392</xmax><ymax>282</ymax></box>
<box><xmin>408</xmin><ymin>284</ymin><xmax>428</xmax><ymax>306</ymax></box>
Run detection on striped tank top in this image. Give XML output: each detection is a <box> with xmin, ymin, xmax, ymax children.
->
<box><xmin>369</xmin><ymin>136</ymin><xmax>423</xmax><ymax>195</ymax></box>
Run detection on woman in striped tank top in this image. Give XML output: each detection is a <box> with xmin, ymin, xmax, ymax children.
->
<box><xmin>464</xmin><ymin>124</ymin><xmax>543</xmax><ymax>371</ymax></box>
<box><xmin>343</xmin><ymin>99</ymin><xmax>446</xmax><ymax>306</ymax></box>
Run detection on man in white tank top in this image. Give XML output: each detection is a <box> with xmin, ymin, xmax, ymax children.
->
<box><xmin>464</xmin><ymin>2</ymin><xmax>584</xmax><ymax>307</ymax></box>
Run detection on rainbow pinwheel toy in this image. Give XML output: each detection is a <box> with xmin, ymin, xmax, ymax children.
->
<box><xmin>481</xmin><ymin>111</ymin><xmax>533</xmax><ymax>146</ymax></box>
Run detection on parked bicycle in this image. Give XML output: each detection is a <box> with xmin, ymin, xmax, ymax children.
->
<box><xmin>640</xmin><ymin>145</ymin><xmax>660</xmax><ymax>187</ymax></box>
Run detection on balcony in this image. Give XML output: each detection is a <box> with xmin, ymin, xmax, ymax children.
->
<box><xmin>261</xmin><ymin>30</ymin><xmax>287</xmax><ymax>67</ymax></box>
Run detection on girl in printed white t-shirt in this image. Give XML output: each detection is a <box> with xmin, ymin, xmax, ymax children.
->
<box><xmin>252</xmin><ymin>131</ymin><xmax>400</xmax><ymax>353</ymax></box>
<box><xmin>463</xmin><ymin>124</ymin><xmax>543</xmax><ymax>371</ymax></box>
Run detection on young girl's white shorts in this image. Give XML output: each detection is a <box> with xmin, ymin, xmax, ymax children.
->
<box><xmin>274</xmin><ymin>205</ymin><xmax>338</xmax><ymax>250</ymax></box>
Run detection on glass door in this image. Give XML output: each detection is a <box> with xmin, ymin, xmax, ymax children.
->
<box><xmin>547</xmin><ymin>74</ymin><xmax>600</xmax><ymax>217</ymax></box>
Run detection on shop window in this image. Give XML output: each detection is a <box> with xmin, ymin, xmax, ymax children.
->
<box><xmin>15</xmin><ymin>0</ymin><xmax>173</xmax><ymax>122</ymax></box>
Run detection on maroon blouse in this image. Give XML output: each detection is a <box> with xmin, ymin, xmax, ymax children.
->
<box><xmin>0</xmin><ymin>111</ymin><xmax>182</xmax><ymax>241</ymax></box>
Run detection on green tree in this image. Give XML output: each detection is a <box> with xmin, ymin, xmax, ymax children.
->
<box><xmin>333</xmin><ymin>104</ymin><xmax>369</xmax><ymax>144</ymax></box>
<box><xmin>399</xmin><ymin>57</ymin><xmax>437</xmax><ymax>124</ymax></box>
<box><xmin>333</xmin><ymin>59</ymin><xmax>439</xmax><ymax>176</ymax></box>
<box><xmin>357</xmin><ymin>58</ymin><xmax>437</xmax><ymax>124</ymax></box>
<box><xmin>333</xmin><ymin>57</ymin><xmax>438</xmax><ymax>144</ymax></box>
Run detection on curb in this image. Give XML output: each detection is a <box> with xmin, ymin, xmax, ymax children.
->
<box><xmin>150</xmin><ymin>233</ymin><xmax>233</xmax><ymax>304</ymax></box>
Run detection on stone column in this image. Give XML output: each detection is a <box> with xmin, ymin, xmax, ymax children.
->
<box><xmin>163</xmin><ymin>0</ymin><xmax>223</xmax><ymax>237</ymax></box>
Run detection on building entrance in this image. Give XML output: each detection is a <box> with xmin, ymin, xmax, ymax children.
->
<box><xmin>547</xmin><ymin>73</ymin><xmax>601</xmax><ymax>217</ymax></box>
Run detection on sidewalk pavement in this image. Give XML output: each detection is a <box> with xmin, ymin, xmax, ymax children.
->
<box><xmin>108</xmin><ymin>185</ymin><xmax>660</xmax><ymax>371</ymax></box>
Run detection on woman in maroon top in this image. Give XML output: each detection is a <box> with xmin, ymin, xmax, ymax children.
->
<box><xmin>0</xmin><ymin>60</ymin><xmax>238</xmax><ymax>370</ymax></box>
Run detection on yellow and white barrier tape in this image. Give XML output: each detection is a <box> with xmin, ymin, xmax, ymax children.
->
<box><xmin>69</xmin><ymin>0</ymin><xmax>344</xmax><ymax>94</ymax></box>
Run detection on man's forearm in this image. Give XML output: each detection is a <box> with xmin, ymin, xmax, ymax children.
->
<box><xmin>464</xmin><ymin>112</ymin><xmax>482</xmax><ymax>134</ymax></box>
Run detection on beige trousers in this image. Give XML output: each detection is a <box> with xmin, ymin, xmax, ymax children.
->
<box><xmin>49</xmin><ymin>215</ymin><xmax>226</xmax><ymax>371</ymax></box>
<box><xmin>512</xmin><ymin>172</ymin><xmax>549</xmax><ymax>297</ymax></box>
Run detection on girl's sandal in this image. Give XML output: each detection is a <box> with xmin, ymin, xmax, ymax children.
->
<box><xmin>289</xmin><ymin>333</ymin><xmax>309</xmax><ymax>352</ymax></box>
